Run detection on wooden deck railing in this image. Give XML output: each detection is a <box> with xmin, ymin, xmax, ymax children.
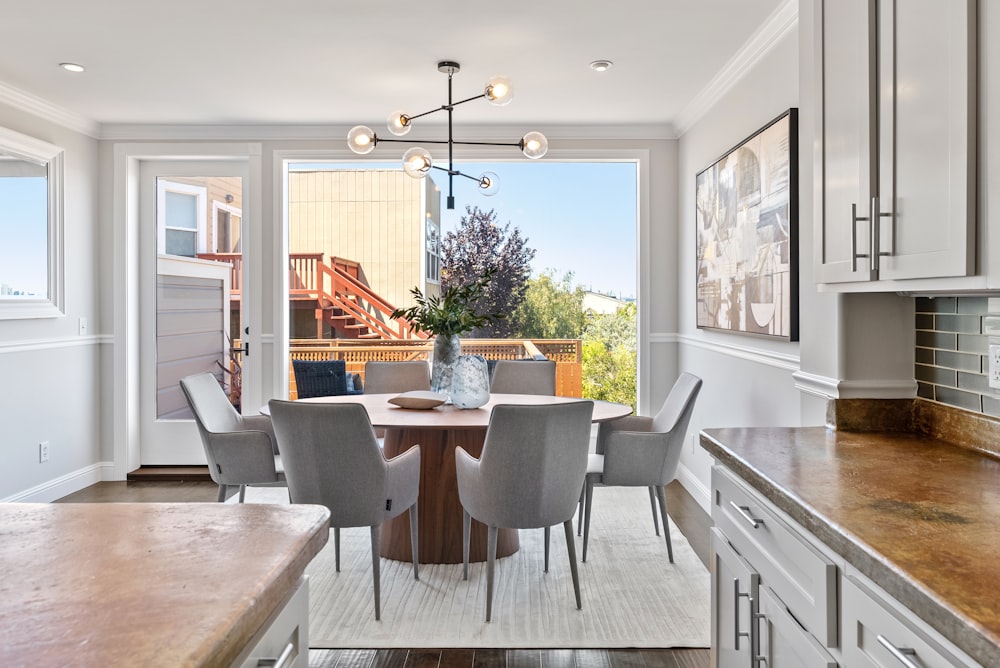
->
<box><xmin>284</xmin><ymin>338</ymin><xmax>583</xmax><ymax>399</ymax></box>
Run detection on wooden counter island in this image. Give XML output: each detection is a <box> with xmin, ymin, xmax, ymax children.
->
<box><xmin>0</xmin><ymin>502</ymin><xmax>330</xmax><ymax>667</ymax></box>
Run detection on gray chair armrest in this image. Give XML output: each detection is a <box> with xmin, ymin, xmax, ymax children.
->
<box><xmin>601</xmin><ymin>430</ymin><xmax>671</xmax><ymax>486</ymax></box>
<box><xmin>455</xmin><ymin>446</ymin><xmax>487</xmax><ymax>521</ymax></box>
<box><xmin>242</xmin><ymin>414</ymin><xmax>280</xmax><ymax>454</ymax></box>
<box><xmin>596</xmin><ymin>415</ymin><xmax>652</xmax><ymax>454</ymax></box>
<box><xmin>384</xmin><ymin>445</ymin><xmax>421</xmax><ymax>520</ymax></box>
<box><xmin>206</xmin><ymin>430</ymin><xmax>280</xmax><ymax>485</ymax></box>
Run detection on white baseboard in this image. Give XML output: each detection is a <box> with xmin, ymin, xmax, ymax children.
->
<box><xmin>2</xmin><ymin>462</ymin><xmax>114</xmax><ymax>502</ymax></box>
<box><xmin>676</xmin><ymin>462</ymin><xmax>712</xmax><ymax>515</ymax></box>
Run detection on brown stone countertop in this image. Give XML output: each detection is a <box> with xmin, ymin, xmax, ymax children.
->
<box><xmin>0</xmin><ymin>502</ymin><xmax>330</xmax><ymax>667</ymax></box>
<box><xmin>701</xmin><ymin>426</ymin><xmax>1000</xmax><ymax>668</ymax></box>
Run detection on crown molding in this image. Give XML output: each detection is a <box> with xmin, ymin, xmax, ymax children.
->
<box><xmin>673</xmin><ymin>0</ymin><xmax>798</xmax><ymax>136</ymax></box>
<box><xmin>0</xmin><ymin>81</ymin><xmax>100</xmax><ymax>138</ymax></box>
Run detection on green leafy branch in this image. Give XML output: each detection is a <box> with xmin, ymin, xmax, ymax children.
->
<box><xmin>391</xmin><ymin>268</ymin><xmax>504</xmax><ymax>337</ymax></box>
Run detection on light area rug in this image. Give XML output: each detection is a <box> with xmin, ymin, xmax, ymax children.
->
<box><xmin>234</xmin><ymin>485</ymin><xmax>710</xmax><ymax>648</ymax></box>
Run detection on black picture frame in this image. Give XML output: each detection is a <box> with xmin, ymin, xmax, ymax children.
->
<box><xmin>695</xmin><ymin>108</ymin><xmax>799</xmax><ymax>341</ymax></box>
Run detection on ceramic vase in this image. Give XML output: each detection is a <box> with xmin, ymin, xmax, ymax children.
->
<box><xmin>430</xmin><ymin>334</ymin><xmax>461</xmax><ymax>396</ymax></box>
<box><xmin>450</xmin><ymin>354</ymin><xmax>491</xmax><ymax>409</ymax></box>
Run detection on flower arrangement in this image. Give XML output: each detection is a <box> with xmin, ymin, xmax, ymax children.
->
<box><xmin>390</xmin><ymin>269</ymin><xmax>503</xmax><ymax>337</ymax></box>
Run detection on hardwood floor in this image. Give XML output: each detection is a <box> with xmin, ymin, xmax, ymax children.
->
<box><xmin>56</xmin><ymin>479</ymin><xmax>711</xmax><ymax>668</ymax></box>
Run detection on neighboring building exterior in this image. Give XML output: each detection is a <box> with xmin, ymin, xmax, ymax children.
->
<box><xmin>583</xmin><ymin>291</ymin><xmax>631</xmax><ymax>315</ymax></box>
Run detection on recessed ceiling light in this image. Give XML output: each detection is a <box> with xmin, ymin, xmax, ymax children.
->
<box><xmin>59</xmin><ymin>63</ymin><xmax>85</xmax><ymax>73</ymax></box>
<box><xmin>590</xmin><ymin>60</ymin><xmax>613</xmax><ymax>72</ymax></box>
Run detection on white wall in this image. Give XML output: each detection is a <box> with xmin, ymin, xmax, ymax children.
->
<box><xmin>0</xmin><ymin>102</ymin><xmax>104</xmax><ymax>501</ymax></box>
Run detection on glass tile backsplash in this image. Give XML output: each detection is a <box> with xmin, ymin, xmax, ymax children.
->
<box><xmin>915</xmin><ymin>296</ymin><xmax>1000</xmax><ymax>416</ymax></box>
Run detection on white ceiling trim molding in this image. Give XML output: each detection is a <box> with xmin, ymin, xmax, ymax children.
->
<box><xmin>0</xmin><ymin>80</ymin><xmax>100</xmax><ymax>138</ymax></box>
<box><xmin>98</xmin><ymin>122</ymin><xmax>677</xmax><ymax>142</ymax></box>
<box><xmin>673</xmin><ymin>0</ymin><xmax>798</xmax><ymax>136</ymax></box>
<box><xmin>676</xmin><ymin>332</ymin><xmax>800</xmax><ymax>372</ymax></box>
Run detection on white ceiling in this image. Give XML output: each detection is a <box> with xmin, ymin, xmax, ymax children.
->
<box><xmin>0</xmin><ymin>0</ymin><xmax>790</xmax><ymax>133</ymax></box>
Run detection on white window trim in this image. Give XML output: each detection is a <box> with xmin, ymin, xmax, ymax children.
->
<box><xmin>211</xmin><ymin>200</ymin><xmax>242</xmax><ymax>253</ymax></box>
<box><xmin>0</xmin><ymin>126</ymin><xmax>64</xmax><ymax>320</ymax></box>
<box><xmin>156</xmin><ymin>179</ymin><xmax>207</xmax><ymax>256</ymax></box>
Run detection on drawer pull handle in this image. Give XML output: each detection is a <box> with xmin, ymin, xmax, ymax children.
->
<box><xmin>730</xmin><ymin>501</ymin><xmax>764</xmax><ymax>529</ymax></box>
<box><xmin>257</xmin><ymin>642</ymin><xmax>295</xmax><ymax>668</ymax></box>
<box><xmin>876</xmin><ymin>635</ymin><xmax>919</xmax><ymax>668</ymax></box>
<box><xmin>734</xmin><ymin>578</ymin><xmax>752</xmax><ymax>650</ymax></box>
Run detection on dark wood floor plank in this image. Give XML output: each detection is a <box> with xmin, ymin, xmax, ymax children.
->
<box><xmin>507</xmin><ymin>649</ymin><xmax>542</xmax><ymax>668</ymax></box>
<box><xmin>55</xmin><ymin>480</ymin><xmax>223</xmax><ymax>503</ymax></box>
<box><xmin>472</xmin><ymin>649</ymin><xmax>506</xmax><ymax>668</ymax></box>
<box><xmin>404</xmin><ymin>649</ymin><xmax>442</xmax><ymax>668</ymax></box>
<box><xmin>540</xmin><ymin>649</ymin><xmax>576</xmax><ymax>667</ymax></box>
<box><xmin>439</xmin><ymin>649</ymin><xmax>475</xmax><ymax>668</ymax></box>
<box><xmin>309</xmin><ymin>649</ymin><xmax>344</xmax><ymax>668</ymax></box>
<box><xmin>371</xmin><ymin>649</ymin><xmax>410</xmax><ymax>668</ymax></box>
<box><xmin>607</xmin><ymin>649</ymin><xmax>647</xmax><ymax>668</ymax></box>
<box><xmin>664</xmin><ymin>650</ymin><xmax>709</xmax><ymax>668</ymax></box>
<box><xmin>336</xmin><ymin>649</ymin><xmax>378</xmax><ymax>668</ymax></box>
<box><xmin>664</xmin><ymin>481</ymin><xmax>711</xmax><ymax>568</ymax></box>
<box><xmin>638</xmin><ymin>650</ymin><xmax>682</xmax><ymax>668</ymax></box>
<box><xmin>574</xmin><ymin>649</ymin><xmax>611</xmax><ymax>668</ymax></box>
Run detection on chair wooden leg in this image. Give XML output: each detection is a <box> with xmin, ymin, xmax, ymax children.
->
<box><xmin>544</xmin><ymin>527</ymin><xmax>551</xmax><ymax>573</ymax></box>
<box><xmin>649</xmin><ymin>486</ymin><xmax>661</xmax><ymax>536</ymax></box>
<box><xmin>582</xmin><ymin>479</ymin><xmax>595</xmax><ymax>562</ymax></box>
<box><xmin>485</xmin><ymin>525</ymin><xmax>498</xmax><ymax>622</ymax></box>
<box><xmin>217</xmin><ymin>484</ymin><xmax>227</xmax><ymax>503</ymax></box>
<box><xmin>577</xmin><ymin>483</ymin><xmax>585</xmax><ymax>536</ymax></box>
<box><xmin>334</xmin><ymin>527</ymin><xmax>341</xmax><ymax>572</ymax></box>
<box><xmin>462</xmin><ymin>509</ymin><xmax>472</xmax><ymax>581</ymax></box>
<box><xmin>370</xmin><ymin>526</ymin><xmax>382</xmax><ymax>621</ymax></box>
<box><xmin>654</xmin><ymin>484</ymin><xmax>673</xmax><ymax>563</ymax></box>
<box><xmin>238</xmin><ymin>484</ymin><xmax>246</xmax><ymax>503</ymax></box>
<box><xmin>409</xmin><ymin>501</ymin><xmax>419</xmax><ymax>581</ymax></box>
<box><xmin>563</xmin><ymin>519</ymin><xmax>582</xmax><ymax>610</ymax></box>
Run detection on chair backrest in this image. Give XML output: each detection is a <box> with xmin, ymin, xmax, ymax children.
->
<box><xmin>268</xmin><ymin>399</ymin><xmax>388</xmax><ymax>526</ymax></box>
<box><xmin>489</xmin><ymin>359</ymin><xmax>556</xmax><ymax>395</ymax></box>
<box><xmin>477</xmin><ymin>401</ymin><xmax>594</xmax><ymax>528</ymax></box>
<box><xmin>292</xmin><ymin>359</ymin><xmax>349</xmax><ymax>398</ymax></box>
<box><xmin>179</xmin><ymin>372</ymin><xmax>243</xmax><ymax>435</ymax></box>
<box><xmin>363</xmin><ymin>360</ymin><xmax>430</xmax><ymax>394</ymax></box>
<box><xmin>653</xmin><ymin>372</ymin><xmax>703</xmax><ymax>482</ymax></box>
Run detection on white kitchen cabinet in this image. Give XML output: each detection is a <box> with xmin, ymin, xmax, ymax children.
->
<box><xmin>814</xmin><ymin>0</ymin><xmax>976</xmax><ymax>288</ymax></box>
<box><xmin>758</xmin><ymin>586</ymin><xmax>839</xmax><ymax>668</ymax></box>
<box><xmin>233</xmin><ymin>576</ymin><xmax>309</xmax><ymax>668</ymax></box>
<box><xmin>711</xmin><ymin>529</ymin><xmax>759</xmax><ymax>668</ymax></box>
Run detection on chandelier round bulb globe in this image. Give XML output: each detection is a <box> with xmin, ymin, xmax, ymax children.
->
<box><xmin>402</xmin><ymin>147</ymin><xmax>433</xmax><ymax>178</ymax></box>
<box><xmin>520</xmin><ymin>131</ymin><xmax>548</xmax><ymax>159</ymax></box>
<box><xmin>347</xmin><ymin>125</ymin><xmax>376</xmax><ymax>154</ymax></box>
<box><xmin>478</xmin><ymin>171</ymin><xmax>500</xmax><ymax>196</ymax></box>
<box><xmin>387</xmin><ymin>111</ymin><xmax>412</xmax><ymax>136</ymax></box>
<box><xmin>485</xmin><ymin>76</ymin><xmax>514</xmax><ymax>106</ymax></box>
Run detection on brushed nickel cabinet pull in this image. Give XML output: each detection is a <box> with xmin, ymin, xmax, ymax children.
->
<box><xmin>870</xmin><ymin>196</ymin><xmax>893</xmax><ymax>272</ymax></box>
<box><xmin>734</xmin><ymin>578</ymin><xmax>752</xmax><ymax>650</ymax></box>
<box><xmin>876</xmin><ymin>634</ymin><xmax>920</xmax><ymax>668</ymax></box>
<box><xmin>729</xmin><ymin>501</ymin><xmax>764</xmax><ymax>529</ymax></box>
<box><xmin>852</xmin><ymin>202</ymin><xmax>870</xmax><ymax>272</ymax></box>
<box><xmin>257</xmin><ymin>641</ymin><xmax>296</xmax><ymax>668</ymax></box>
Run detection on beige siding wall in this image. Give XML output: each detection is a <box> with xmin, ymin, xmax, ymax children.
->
<box><xmin>288</xmin><ymin>169</ymin><xmax>436</xmax><ymax>309</ymax></box>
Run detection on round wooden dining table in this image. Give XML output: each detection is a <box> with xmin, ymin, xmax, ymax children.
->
<box><xmin>287</xmin><ymin>393</ymin><xmax>632</xmax><ymax>564</ymax></box>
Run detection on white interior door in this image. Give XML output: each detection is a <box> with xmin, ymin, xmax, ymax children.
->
<box><xmin>139</xmin><ymin>159</ymin><xmax>251</xmax><ymax>464</ymax></box>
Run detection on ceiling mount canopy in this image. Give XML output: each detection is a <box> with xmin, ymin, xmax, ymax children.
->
<box><xmin>347</xmin><ymin>61</ymin><xmax>548</xmax><ymax>209</ymax></box>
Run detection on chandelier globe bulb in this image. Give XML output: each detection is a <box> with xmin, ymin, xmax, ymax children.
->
<box><xmin>485</xmin><ymin>76</ymin><xmax>514</xmax><ymax>106</ymax></box>
<box><xmin>347</xmin><ymin>126</ymin><xmax>376</xmax><ymax>154</ymax></box>
<box><xmin>520</xmin><ymin>131</ymin><xmax>548</xmax><ymax>159</ymax></box>
<box><xmin>402</xmin><ymin>147</ymin><xmax>433</xmax><ymax>178</ymax></box>
<box><xmin>387</xmin><ymin>110</ymin><xmax>412</xmax><ymax>136</ymax></box>
<box><xmin>478</xmin><ymin>172</ymin><xmax>501</xmax><ymax>196</ymax></box>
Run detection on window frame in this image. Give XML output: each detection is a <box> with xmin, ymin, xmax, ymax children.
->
<box><xmin>0</xmin><ymin>126</ymin><xmax>65</xmax><ymax>320</ymax></box>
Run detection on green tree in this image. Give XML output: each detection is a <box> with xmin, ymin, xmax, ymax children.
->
<box><xmin>581</xmin><ymin>302</ymin><xmax>637</xmax><ymax>409</ymax></box>
<box><xmin>441</xmin><ymin>206</ymin><xmax>535</xmax><ymax>337</ymax></box>
<box><xmin>515</xmin><ymin>270</ymin><xmax>586</xmax><ymax>339</ymax></box>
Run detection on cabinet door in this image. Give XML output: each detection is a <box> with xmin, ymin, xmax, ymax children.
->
<box><xmin>815</xmin><ymin>0</ymin><xmax>877</xmax><ymax>284</ymax></box>
<box><xmin>711</xmin><ymin>528</ymin><xmax>759</xmax><ymax>668</ymax></box>
<box><xmin>876</xmin><ymin>0</ymin><xmax>976</xmax><ymax>280</ymax></box>
<box><xmin>758</xmin><ymin>586</ymin><xmax>839</xmax><ymax>668</ymax></box>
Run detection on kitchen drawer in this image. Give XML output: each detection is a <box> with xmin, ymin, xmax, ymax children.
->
<box><xmin>842</xmin><ymin>573</ymin><xmax>980</xmax><ymax>668</ymax></box>
<box><xmin>759</xmin><ymin>585</ymin><xmax>839</xmax><ymax>667</ymax></box>
<box><xmin>713</xmin><ymin>465</ymin><xmax>838</xmax><ymax>647</ymax></box>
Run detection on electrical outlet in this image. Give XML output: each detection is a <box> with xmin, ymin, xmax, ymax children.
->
<box><xmin>39</xmin><ymin>441</ymin><xmax>49</xmax><ymax>463</ymax></box>
<box><xmin>990</xmin><ymin>343</ymin><xmax>1000</xmax><ymax>390</ymax></box>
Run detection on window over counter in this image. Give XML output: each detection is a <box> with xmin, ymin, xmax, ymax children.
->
<box><xmin>0</xmin><ymin>126</ymin><xmax>64</xmax><ymax>319</ymax></box>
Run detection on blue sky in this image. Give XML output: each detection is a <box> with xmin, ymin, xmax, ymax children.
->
<box><xmin>0</xmin><ymin>177</ymin><xmax>48</xmax><ymax>296</ymax></box>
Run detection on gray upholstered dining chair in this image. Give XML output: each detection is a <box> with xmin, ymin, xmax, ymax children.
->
<box><xmin>489</xmin><ymin>359</ymin><xmax>557</xmax><ymax>395</ymax></box>
<box><xmin>578</xmin><ymin>372</ymin><xmax>702</xmax><ymax>563</ymax></box>
<box><xmin>267</xmin><ymin>399</ymin><xmax>420</xmax><ymax>621</ymax></box>
<box><xmin>179</xmin><ymin>372</ymin><xmax>286</xmax><ymax>503</ymax></box>
<box><xmin>456</xmin><ymin>400</ymin><xmax>594</xmax><ymax>622</ymax></box>
<box><xmin>363</xmin><ymin>360</ymin><xmax>431</xmax><ymax>394</ymax></box>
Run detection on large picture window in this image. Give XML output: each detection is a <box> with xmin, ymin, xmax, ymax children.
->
<box><xmin>0</xmin><ymin>126</ymin><xmax>64</xmax><ymax>319</ymax></box>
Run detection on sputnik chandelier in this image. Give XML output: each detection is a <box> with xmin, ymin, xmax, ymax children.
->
<box><xmin>347</xmin><ymin>61</ymin><xmax>548</xmax><ymax>209</ymax></box>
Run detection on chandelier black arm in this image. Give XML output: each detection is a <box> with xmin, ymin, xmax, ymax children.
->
<box><xmin>401</xmin><ymin>93</ymin><xmax>487</xmax><ymax>125</ymax></box>
<box><xmin>373</xmin><ymin>137</ymin><xmax>523</xmax><ymax>149</ymax></box>
<box><xmin>430</xmin><ymin>165</ymin><xmax>483</xmax><ymax>183</ymax></box>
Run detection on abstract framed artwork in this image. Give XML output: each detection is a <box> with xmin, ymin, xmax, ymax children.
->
<box><xmin>695</xmin><ymin>108</ymin><xmax>798</xmax><ymax>340</ymax></box>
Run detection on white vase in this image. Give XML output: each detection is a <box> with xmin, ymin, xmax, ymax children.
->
<box><xmin>450</xmin><ymin>354</ymin><xmax>491</xmax><ymax>409</ymax></box>
<box><xmin>430</xmin><ymin>334</ymin><xmax>461</xmax><ymax>396</ymax></box>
